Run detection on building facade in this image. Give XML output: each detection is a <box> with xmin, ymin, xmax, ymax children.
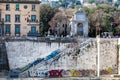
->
<box><xmin>0</xmin><ymin>0</ymin><xmax>40</xmax><ymax>37</ymax></box>
<box><xmin>70</xmin><ymin>8</ymin><xmax>88</xmax><ymax>37</ymax></box>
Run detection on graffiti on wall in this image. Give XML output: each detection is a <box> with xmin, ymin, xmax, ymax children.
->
<box><xmin>28</xmin><ymin>68</ymin><xmax>115</xmax><ymax>77</ymax></box>
<box><xmin>28</xmin><ymin>69</ymin><xmax>96</xmax><ymax>77</ymax></box>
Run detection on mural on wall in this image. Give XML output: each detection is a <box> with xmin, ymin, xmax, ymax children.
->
<box><xmin>8</xmin><ymin>39</ymin><xmax>118</xmax><ymax>78</ymax></box>
<box><xmin>28</xmin><ymin>68</ymin><xmax>115</xmax><ymax>77</ymax></box>
<box><xmin>28</xmin><ymin>69</ymin><xmax>96</xmax><ymax>77</ymax></box>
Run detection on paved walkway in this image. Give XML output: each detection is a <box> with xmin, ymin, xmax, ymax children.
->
<box><xmin>1</xmin><ymin>77</ymin><xmax>120</xmax><ymax>80</ymax></box>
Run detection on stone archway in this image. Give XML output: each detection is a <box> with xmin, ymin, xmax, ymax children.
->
<box><xmin>77</xmin><ymin>23</ymin><xmax>83</xmax><ymax>36</ymax></box>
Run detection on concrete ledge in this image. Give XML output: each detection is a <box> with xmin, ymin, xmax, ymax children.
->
<box><xmin>0</xmin><ymin>37</ymin><xmax>77</xmax><ymax>43</ymax></box>
<box><xmin>1</xmin><ymin>77</ymin><xmax>120</xmax><ymax>80</ymax></box>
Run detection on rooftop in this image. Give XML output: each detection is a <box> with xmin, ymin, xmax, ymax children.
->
<box><xmin>0</xmin><ymin>0</ymin><xmax>40</xmax><ymax>4</ymax></box>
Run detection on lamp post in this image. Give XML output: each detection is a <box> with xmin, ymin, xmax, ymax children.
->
<box><xmin>96</xmin><ymin>10</ymin><xmax>102</xmax><ymax>78</ymax></box>
<box><xmin>97</xmin><ymin>35</ymin><xmax>100</xmax><ymax>77</ymax></box>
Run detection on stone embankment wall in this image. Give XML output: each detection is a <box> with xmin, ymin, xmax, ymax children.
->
<box><xmin>5</xmin><ymin>41</ymin><xmax>67</xmax><ymax>69</ymax></box>
<box><xmin>45</xmin><ymin>39</ymin><xmax>118</xmax><ymax>70</ymax></box>
<box><xmin>5</xmin><ymin>38</ymin><xmax>118</xmax><ymax>75</ymax></box>
<box><xmin>100</xmin><ymin>39</ymin><xmax>118</xmax><ymax>70</ymax></box>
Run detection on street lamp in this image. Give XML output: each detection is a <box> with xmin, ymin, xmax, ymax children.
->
<box><xmin>96</xmin><ymin>10</ymin><xmax>103</xmax><ymax>77</ymax></box>
<box><xmin>97</xmin><ymin>35</ymin><xmax>100</xmax><ymax>77</ymax></box>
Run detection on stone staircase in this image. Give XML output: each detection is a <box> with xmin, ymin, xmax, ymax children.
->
<box><xmin>19</xmin><ymin>38</ymin><xmax>94</xmax><ymax>77</ymax></box>
<box><xmin>17</xmin><ymin>38</ymin><xmax>118</xmax><ymax>77</ymax></box>
<box><xmin>48</xmin><ymin>38</ymin><xmax>96</xmax><ymax>70</ymax></box>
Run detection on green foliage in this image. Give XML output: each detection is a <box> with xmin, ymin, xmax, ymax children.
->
<box><xmin>118</xmin><ymin>44</ymin><xmax>120</xmax><ymax>49</ymax></box>
<box><xmin>74</xmin><ymin>5</ymin><xmax>80</xmax><ymax>10</ymax></box>
<box><xmin>101</xmin><ymin>13</ymin><xmax>112</xmax><ymax>32</ymax></box>
<box><xmin>87</xmin><ymin>0</ymin><xmax>95</xmax><ymax>4</ymax></box>
<box><xmin>59</xmin><ymin>0</ymin><xmax>79</xmax><ymax>8</ymax></box>
<box><xmin>113</xmin><ymin>27</ymin><xmax>120</xmax><ymax>36</ymax></box>
<box><xmin>83</xmin><ymin>5</ymin><xmax>120</xmax><ymax>37</ymax></box>
<box><xmin>40</xmin><ymin>4</ymin><xmax>59</xmax><ymax>36</ymax></box>
<box><xmin>82</xmin><ymin>7</ymin><xmax>90</xmax><ymax>16</ymax></box>
<box><xmin>107</xmin><ymin>0</ymin><xmax>113</xmax><ymax>2</ymax></box>
<box><xmin>97</xmin><ymin>5</ymin><xmax>116</xmax><ymax>13</ymax></box>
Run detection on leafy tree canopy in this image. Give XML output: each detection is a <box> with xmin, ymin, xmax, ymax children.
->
<box><xmin>87</xmin><ymin>0</ymin><xmax>95</xmax><ymax>4</ymax></box>
<box><xmin>59</xmin><ymin>0</ymin><xmax>79</xmax><ymax>8</ymax></box>
<box><xmin>40</xmin><ymin>4</ymin><xmax>59</xmax><ymax>36</ymax></box>
<box><xmin>107</xmin><ymin>0</ymin><xmax>113</xmax><ymax>2</ymax></box>
<box><xmin>83</xmin><ymin>5</ymin><xmax>120</xmax><ymax>37</ymax></box>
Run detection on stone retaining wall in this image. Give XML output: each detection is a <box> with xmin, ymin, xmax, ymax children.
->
<box><xmin>5</xmin><ymin>38</ymin><xmax>119</xmax><ymax>75</ymax></box>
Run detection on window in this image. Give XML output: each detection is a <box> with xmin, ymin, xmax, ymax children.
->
<box><xmin>31</xmin><ymin>15</ymin><xmax>36</xmax><ymax>22</ymax></box>
<box><xmin>5</xmin><ymin>24</ymin><xmax>10</xmax><ymax>34</ymax></box>
<box><xmin>31</xmin><ymin>26</ymin><xmax>36</xmax><ymax>33</ymax></box>
<box><xmin>15</xmin><ymin>15</ymin><xmax>20</xmax><ymax>22</ymax></box>
<box><xmin>6</xmin><ymin>4</ymin><xmax>10</xmax><ymax>10</ymax></box>
<box><xmin>16</xmin><ymin>4</ymin><xmax>19</xmax><ymax>10</ymax></box>
<box><xmin>24</xmin><ymin>5</ymin><xmax>28</xmax><ymax>9</ymax></box>
<box><xmin>32</xmin><ymin>4</ymin><xmax>35</xmax><ymax>11</ymax></box>
<box><xmin>79</xmin><ymin>26</ymin><xmax>83</xmax><ymax>35</ymax></box>
<box><xmin>77</xmin><ymin>23</ymin><xmax>83</xmax><ymax>36</ymax></box>
<box><xmin>5</xmin><ymin>14</ymin><xmax>10</xmax><ymax>22</ymax></box>
<box><xmin>15</xmin><ymin>25</ymin><xmax>20</xmax><ymax>34</ymax></box>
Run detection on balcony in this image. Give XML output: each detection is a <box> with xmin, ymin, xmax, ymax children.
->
<box><xmin>15</xmin><ymin>33</ymin><xmax>20</xmax><ymax>37</ymax></box>
<box><xmin>5</xmin><ymin>32</ymin><xmax>11</xmax><ymax>36</ymax></box>
<box><xmin>27</xmin><ymin>19</ymin><xmax>39</xmax><ymax>25</ymax></box>
<box><xmin>27</xmin><ymin>31</ymin><xmax>40</xmax><ymax>37</ymax></box>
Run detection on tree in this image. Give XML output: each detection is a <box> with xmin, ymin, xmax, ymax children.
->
<box><xmin>74</xmin><ymin>5</ymin><xmax>80</xmax><ymax>11</ymax></box>
<box><xmin>84</xmin><ymin>5</ymin><xmax>120</xmax><ymax>37</ymax></box>
<box><xmin>97</xmin><ymin>5</ymin><xmax>116</xmax><ymax>13</ymax></box>
<box><xmin>89</xmin><ymin>9</ymin><xmax>104</xmax><ymax>36</ymax></box>
<box><xmin>107</xmin><ymin>0</ymin><xmax>113</xmax><ymax>2</ymax></box>
<box><xmin>110</xmin><ymin>12</ymin><xmax>120</xmax><ymax>36</ymax></box>
<box><xmin>101</xmin><ymin>13</ymin><xmax>112</xmax><ymax>32</ymax></box>
<box><xmin>87</xmin><ymin>0</ymin><xmax>95</xmax><ymax>4</ymax></box>
<box><xmin>59</xmin><ymin>0</ymin><xmax>78</xmax><ymax>8</ymax></box>
<box><xmin>40</xmin><ymin>4</ymin><xmax>59</xmax><ymax>36</ymax></box>
<box><xmin>49</xmin><ymin>10</ymin><xmax>70</xmax><ymax>37</ymax></box>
